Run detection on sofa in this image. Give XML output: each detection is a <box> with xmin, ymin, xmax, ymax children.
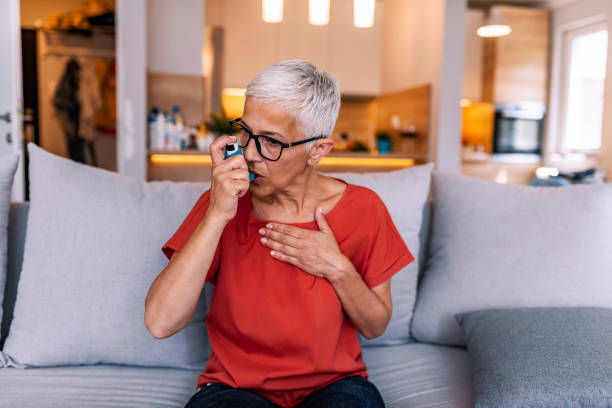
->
<box><xmin>0</xmin><ymin>197</ymin><xmax>476</xmax><ymax>408</ymax></box>
<box><xmin>1</xmin><ymin>143</ymin><xmax>611</xmax><ymax>408</ymax></box>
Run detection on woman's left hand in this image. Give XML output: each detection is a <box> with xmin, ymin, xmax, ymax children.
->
<box><xmin>258</xmin><ymin>206</ymin><xmax>349</xmax><ymax>279</ymax></box>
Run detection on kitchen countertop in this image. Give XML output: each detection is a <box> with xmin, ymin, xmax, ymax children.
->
<box><xmin>461</xmin><ymin>152</ymin><xmax>542</xmax><ymax>164</ymax></box>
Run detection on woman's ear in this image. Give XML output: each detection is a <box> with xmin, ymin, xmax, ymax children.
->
<box><xmin>307</xmin><ymin>138</ymin><xmax>334</xmax><ymax>166</ymax></box>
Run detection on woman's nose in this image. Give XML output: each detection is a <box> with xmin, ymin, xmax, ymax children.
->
<box><xmin>243</xmin><ymin>137</ymin><xmax>261</xmax><ymax>162</ymax></box>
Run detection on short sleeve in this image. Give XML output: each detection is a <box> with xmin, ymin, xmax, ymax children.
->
<box><xmin>359</xmin><ymin>195</ymin><xmax>415</xmax><ymax>289</ymax></box>
<box><xmin>161</xmin><ymin>189</ymin><xmax>221</xmax><ymax>285</ymax></box>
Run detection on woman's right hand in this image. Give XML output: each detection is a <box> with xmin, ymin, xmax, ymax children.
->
<box><xmin>208</xmin><ymin>135</ymin><xmax>250</xmax><ymax>224</ymax></box>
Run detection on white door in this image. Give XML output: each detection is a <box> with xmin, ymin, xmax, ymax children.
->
<box><xmin>0</xmin><ymin>0</ymin><xmax>25</xmax><ymax>202</ymax></box>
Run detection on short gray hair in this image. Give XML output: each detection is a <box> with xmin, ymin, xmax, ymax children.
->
<box><xmin>245</xmin><ymin>60</ymin><xmax>341</xmax><ymax>152</ymax></box>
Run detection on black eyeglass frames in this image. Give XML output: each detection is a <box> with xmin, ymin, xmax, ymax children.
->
<box><xmin>228</xmin><ymin>118</ymin><xmax>325</xmax><ymax>161</ymax></box>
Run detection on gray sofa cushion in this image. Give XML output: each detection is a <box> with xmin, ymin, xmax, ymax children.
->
<box><xmin>0</xmin><ymin>343</ymin><xmax>473</xmax><ymax>408</ymax></box>
<box><xmin>412</xmin><ymin>171</ymin><xmax>612</xmax><ymax>346</ymax></box>
<box><xmin>1</xmin><ymin>202</ymin><xmax>28</xmax><ymax>349</ymax></box>
<box><xmin>1</xmin><ymin>143</ymin><xmax>210</xmax><ymax>369</ymax></box>
<box><xmin>0</xmin><ymin>153</ymin><xmax>19</xmax><ymax>342</ymax></box>
<box><xmin>364</xmin><ymin>343</ymin><xmax>473</xmax><ymax>408</ymax></box>
<box><xmin>456</xmin><ymin>307</ymin><xmax>612</xmax><ymax>408</ymax></box>
<box><xmin>325</xmin><ymin>163</ymin><xmax>434</xmax><ymax>346</ymax></box>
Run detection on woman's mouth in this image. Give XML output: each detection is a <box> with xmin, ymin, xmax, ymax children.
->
<box><xmin>250</xmin><ymin>171</ymin><xmax>264</xmax><ymax>183</ymax></box>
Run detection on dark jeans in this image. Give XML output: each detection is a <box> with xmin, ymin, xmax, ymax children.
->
<box><xmin>184</xmin><ymin>375</ymin><xmax>385</xmax><ymax>408</ymax></box>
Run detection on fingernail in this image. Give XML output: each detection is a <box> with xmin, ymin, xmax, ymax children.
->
<box><xmin>270</xmin><ymin>250</ymin><xmax>276</xmax><ymax>256</ymax></box>
<box><xmin>266</xmin><ymin>223</ymin><xmax>273</xmax><ymax>229</ymax></box>
<box><xmin>259</xmin><ymin>228</ymin><xmax>265</xmax><ymax>234</ymax></box>
<box><xmin>318</xmin><ymin>206</ymin><xmax>323</xmax><ymax>213</ymax></box>
<box><xmin>261</xmin><ymin>237</ymin><xmax>267</xmax><ymax>243</ymax></box>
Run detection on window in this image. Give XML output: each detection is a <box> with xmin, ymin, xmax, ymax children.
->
<box><xmin>560</xmin><ymin>21</ymin><xmax>608</xmax><ymax>152</ymax></box>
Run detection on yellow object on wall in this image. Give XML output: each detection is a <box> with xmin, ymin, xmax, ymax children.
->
<box><xmin>221</xmin><ymin>88</ymin><xmax>246</xmax><ymax>119</ymax></box>
<box><xmin>461</xmin><ymin>101</ymin><xmax>494</xmax><ymax>153</ymax></box>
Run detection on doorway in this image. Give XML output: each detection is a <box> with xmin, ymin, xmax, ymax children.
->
<box><xmin>20</xmin><ymin>0</ymin><xmax>117</xmax><ymax>200</ymax></box>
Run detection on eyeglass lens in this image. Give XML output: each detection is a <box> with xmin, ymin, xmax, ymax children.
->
<box><xmin>236</xmin><ymin>124</ymin><xmax>283</xmax><ymax>160</ymax></box>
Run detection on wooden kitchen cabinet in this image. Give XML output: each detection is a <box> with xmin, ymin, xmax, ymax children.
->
<box><xmin>482</xmin><ymin>5</ymin><xmax>549</xmax><ymax>103</ymax></box>
<box><xmin>207</xmin><ymin>0</ymin><xmax>381</xmax><ymax>95</ymax></box>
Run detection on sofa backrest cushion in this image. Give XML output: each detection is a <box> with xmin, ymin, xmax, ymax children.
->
<box><xmin>1</xmin><ymin>202</ymin><xmax>28</xmax><ymax>350</ymax></box>
<box><xmin>412</xmin><ymin>171</ymin><xmax>612</xmax><ymax>346</ymax></box>
<box><xmin>0</xmin><ymin>154</ymin><xmax>19</xmax><ymax>348</ymax></box>
<box><xmin>1</xmin><ymin>143</ymin><xmax>211</xmax><ymax>368</ymax></box>
<box><xmin>1</xmin><ymin>152</ymin><xmax>434</xmax><ymax>357</ymax></box>
<box><xmin>325</xmin><ymin>163</ymin><xmax>434</xmax><ymax>346</ymax></box>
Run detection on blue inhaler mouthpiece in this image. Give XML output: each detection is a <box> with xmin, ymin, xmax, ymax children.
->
<box><xmin>224</xmin><ymin>143</ymin><xmax>256</xmax><ymax>182</ymax></box>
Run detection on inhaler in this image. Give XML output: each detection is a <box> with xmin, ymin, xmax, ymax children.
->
<box><xmin>224</xmin><ymin>142</ymin><xmax>256</xmax><ymax>182</ymax></box>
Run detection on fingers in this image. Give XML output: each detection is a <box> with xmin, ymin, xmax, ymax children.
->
<box><xmin>258</xmin><ymin>227</ymin><xmax>301</xmax><ymax>249</ymax></box>
<box><xmin>223</xmin><ymin>168</ymin><xmax>250</xmax><ymax>182</ymax></box>
<box><xmin>213</xmin><ymin>168</ymin><xmax>249</xmax><ymax>197</ymax></box>
<box><xmin>209</xmin><ymin>135</ymin><xmax>238</xmax><ymax>165</ymax></box>
<box><xmin>265</xmin><ymin>222</ymin><xmax>304</xmax><ymax>239</ymax></box>
<box><xmin>260</xmin><ymin>235</ymin><xmax>300</xmax><ymax>257</ymax></box>
<box><xmin>314</xmin><ymin>206</ymin><xmax>332</xmax><ymax>234</ymax></box>
<box><xmin>233</xmin><ymin>179</ymin><xmax>250</xmax><ymax>198</ymax></box>
<box><xmin>211</xmin><ymin>156</ymin><xmax>248</xmax><ymax>184</ymax></box>
<box><xmin>214</xmin><ymin>150</ymin><xmax>248</xmax><ymax>171</ymax></box>
<box><xmin>269</xmin><ymin>249</ymin><xmax>300</xmax><ymax>266</ymax></box>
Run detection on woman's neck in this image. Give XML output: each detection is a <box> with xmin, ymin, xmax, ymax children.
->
<box><xmin>251</xmin><ymin>169</ymin><xmax>328</xmax><ymax>223</ymax></box>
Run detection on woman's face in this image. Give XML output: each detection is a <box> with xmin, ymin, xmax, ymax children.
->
<box><xmin>241</xmin><ymin>97</ymin><xmax>312</xmax><ymax>197</ymax></box>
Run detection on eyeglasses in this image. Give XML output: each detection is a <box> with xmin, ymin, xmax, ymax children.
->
<box><xmin>228</xmin><ymin>117</ymin><xmax>325</xmax><ymax>161</ymax></box>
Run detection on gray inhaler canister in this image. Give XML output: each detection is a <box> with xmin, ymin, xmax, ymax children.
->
<box><xmin>224</xmin><ymin>142</ymin><xmax>256</xmax><ymax>182</ymax></box>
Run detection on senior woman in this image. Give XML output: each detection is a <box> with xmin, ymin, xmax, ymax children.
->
<box><xmin>145</xmin><ymin>60</ymin><xmax>415</xmax><ymax>408</ymax></box>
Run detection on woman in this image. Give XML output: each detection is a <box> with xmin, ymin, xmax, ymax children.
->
<box><xmin>145</xmin><ymin>60</ymin><xmax>415</xmax><ymax>408</ymax></box>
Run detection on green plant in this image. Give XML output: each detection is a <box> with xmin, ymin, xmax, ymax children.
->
<box><xmin>376</xmin><ymin>131</ymin><xmax>390</xmax><ymax>140</ymax></box>
<box><xmin>350</xmin><ymin>140</ymin><xmax>369</xmax><ymax>152</ymax></box>
<box><xmin>205</xmin><ymin>109</ymin><xmax>238</xmax><ymax>135</ymax></box>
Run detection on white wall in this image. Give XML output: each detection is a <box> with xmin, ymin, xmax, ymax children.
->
<box><xmin>2</xmin><ymin>0</ymin><xmax>24</xmax><ymax>202</ymax></box>
<box><xmin>117</xmin><ymin>0</ymin><xmax>146</xmax><ymax>179</ymax></box>
<box><xmin>463</xmin><ymin>9</ymin><xmax>484</xmax><ymax>101</ymax></box>
<box><xmin>206</xmin><ymin>0</ymin><xmax>382</xmax><ymax>95</ymax></box>
<box><xmin>381</xmin><ymin>0</ymin><xmax>466</xmax><ymax>173</ymax></box>
<box><xmin>381</xmin><ymin>0</ymin><xmax>444</xmax><ymax>92</ymax></box>
<box><xmin>548</xmin><ymin>0</ymin><xmax>612</xmax><ymax>180</ymax></box>
<box><xmin>147</xmin><ymin>0</ymin><xmax>204</xmax><ymax>75</ymax></box>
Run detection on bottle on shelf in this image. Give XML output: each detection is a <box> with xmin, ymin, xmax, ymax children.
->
<box><xmin>163</xmin><ymin>111</ymin><xmax>174</xmax><ymax>150</ymax></box>
<box><xmin>147</xmin><ymin>107</ymin><xmax>157</xmax><ymax>150</ymax></box>
<box><xmin>172</xmin><ymin>105</ymin><xmax>187</xmax><ymax>150</ymax></box>
<box><xmin>147</xmin><ymin>106</ymin><xmax>167</xmax><ymax>150</ymax></box>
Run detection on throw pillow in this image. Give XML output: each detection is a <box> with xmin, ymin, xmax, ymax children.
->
<box><xmin>0</xmin><ymin>143</ymin><xmax>210</xmax><ymax>368</ymax></box>
<box><xmin>456</xmin><ymin>307</ymin><xmax>612</xmax><ymax>408</ymax></box>
<box><xmin>325</xmin><ymin>163</ymin><xmax>434</xmax><ymax>345</ymax></box>
<box><xmin>412</xmin><ymin>171</ymin><xmax>612</xmax><ymax>345</ymax></box>
<box><xmin>0</xmin><ymin>153</ymin><xmax>19</xmax><ymax>342</ymax></box>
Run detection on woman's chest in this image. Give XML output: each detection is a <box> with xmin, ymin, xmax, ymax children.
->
<box><xmin>210</xmin><ymin>227</ymin><xmax>345</xmax><ymax>334</ymax></box>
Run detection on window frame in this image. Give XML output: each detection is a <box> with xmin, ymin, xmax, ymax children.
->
<box><xmin>556</xmin><ymin>19</ymin><xmax>608</xmax><ymax>154</ymax></box>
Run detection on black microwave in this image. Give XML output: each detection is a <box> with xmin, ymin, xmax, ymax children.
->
<box><xmin>493</xmin><ymin>102</ymin><xmax>545</xmax><ymax>154</ymax></box>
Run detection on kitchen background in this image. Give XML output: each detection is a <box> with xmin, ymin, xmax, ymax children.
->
<box><xmin>5</xmin><ymin>0</ymin><xmax>612</xmax><ymax>200</ymax></box>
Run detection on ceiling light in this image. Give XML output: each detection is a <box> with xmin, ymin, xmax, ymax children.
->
<box><xmin>354</xmin><ymin>0</ymin><xmax>375</xmax><ymax>28</ymax></box>
<box><xmin>477</xmin><ymin>6</ymin><xmax>512</xmax><ymax>38</ymax></box>
<box><xmin>309</xmin><ymin>0</ymin><xmax>330</xmax><ymax>26</ymax></box>
<box><xmin>262</xmin><ymin>0</ymin><xmax>283</xmax><ymax>23</ymax></box>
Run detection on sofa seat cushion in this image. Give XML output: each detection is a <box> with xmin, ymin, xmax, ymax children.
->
<box><xmin>363</xmin><ymin>343</ymin><xmax>473</xmax><ymax>408</ymax></box>
<box><xmin>0</xmin><ymin>364</ymin><xmax>202</xmax><ymax>408</ymax></box>
<box><xmin>0</xmin><ymin>343</ymin><xmax>473</xmax><ymax>408</ymax></box>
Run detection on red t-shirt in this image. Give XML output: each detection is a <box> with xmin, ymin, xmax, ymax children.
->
<box><xmin>162</xmin><ymin>179</ymin><xmax>415</xmax><ymax>407</ymax></box>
